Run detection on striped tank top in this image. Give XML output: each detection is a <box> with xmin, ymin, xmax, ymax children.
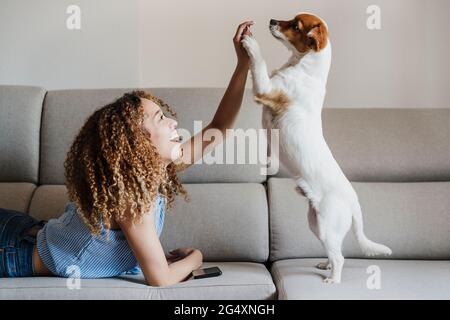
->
<box><xmin>36</xmin><ymin>194</ymin><xmax>166</xmax><ymax>278</ymax></box>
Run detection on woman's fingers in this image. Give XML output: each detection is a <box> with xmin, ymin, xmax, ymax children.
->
<box><xmin>234</xmin><ymin>21</ymin><xmax>254</xmax><ymax>42</ymax></box>
<box><xmin>243</xmin><ymin>26</ymin><xmax>253</xmax><ymax>37</ymax></box>
<box><xmin>169</xmin><ymin>247</ymin><xmax>195</xmax><ymax>257</ymax></box>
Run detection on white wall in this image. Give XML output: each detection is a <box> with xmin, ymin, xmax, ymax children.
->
<box><xmin>0</xmin><ymin>0</ymin><xmax>449</xmax><ymax>107</ymax></box>
<box><xmin>0</xmin><ymin>0</ymin><xmax>140</xmax><ymax>89</ymax></box>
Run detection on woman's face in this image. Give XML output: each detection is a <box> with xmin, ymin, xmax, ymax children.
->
<box><xmin>140</xmin><ymin>98</ymin><xmax>182</xmax><ymax>165</ymax></box>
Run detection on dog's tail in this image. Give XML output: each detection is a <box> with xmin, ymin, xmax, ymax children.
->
<box><xmin>352</xmin><ymin>204</ymin><xmax>392</xmax><ymax>256</ymax></box>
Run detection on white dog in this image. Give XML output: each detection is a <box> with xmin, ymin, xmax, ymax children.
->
<box><xmin>242</xmin><ymin>13</ymin><xmax>392</xmax><ymax>284</ymax></box>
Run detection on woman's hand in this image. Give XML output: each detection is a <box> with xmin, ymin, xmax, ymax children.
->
<box><xmin>169</xmin><ymin>247</ymin><xmax>196</xmax><ymax>258</ymax></box>
<box><xmin>191</xmin><ymin>249</ymin><xmax>203</xmax><ymax>270</ymax></box>
<box><xmin>167</xmin><ymin>247</ymin><xmax>203</xmax><ymax>269</ymax></box>
<box><xmin>233</xmin><ymin>20</ymin><xmax>254</xmax><ymax>69</ymax></box>
<box><xmin>166</xmin><ymin>252</ymin><xmax>180</xmax><ymax>265</ymax></box>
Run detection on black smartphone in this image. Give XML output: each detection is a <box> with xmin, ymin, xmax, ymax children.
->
<box><xmin>191</xmin><ymin>266</ymin><xmax>222</xmax><ymax>279</ymax></box>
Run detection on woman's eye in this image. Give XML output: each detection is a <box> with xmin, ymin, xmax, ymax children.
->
<box><xmin>160</xmin><ymin>114</ymin><xmax>164</xmax><ymax>120</ymax></box>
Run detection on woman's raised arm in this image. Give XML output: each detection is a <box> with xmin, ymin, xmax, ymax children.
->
<box><xmin>175</xmin><ymin>21</ymin><xmax>254</xmax><ymax>170</ymax></box>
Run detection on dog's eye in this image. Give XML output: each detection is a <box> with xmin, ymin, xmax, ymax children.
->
<box><xmin>292</xmin><ymin>24</ymin><xmax>299</xmax><ymax>31</ymax></box>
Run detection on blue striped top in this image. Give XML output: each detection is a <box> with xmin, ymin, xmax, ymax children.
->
<box><xmin>36</xmin><ymin>194</ymin><xmax>166</xmax><ymax>278</ymax></box>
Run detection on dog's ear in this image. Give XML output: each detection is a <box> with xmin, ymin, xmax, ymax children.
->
<box><xmin>307</xmin><ymin>23</ymin><xmax>328</xmax><ymax>52</ymax></box>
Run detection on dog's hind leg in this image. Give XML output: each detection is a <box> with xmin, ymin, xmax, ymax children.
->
<box><xmin>307</xmin><ymin>205</ymin><xmax>332</xmax><ymax>270</ymax></box>
<box><xmin>322</xmin><ymin>239</ymin><xmax>345</xmax><ymax>283</ymax></box>
<box><xmin>315</xmin><ymin>197</ymin><xmax>352</xmax><ymax>284</ymax></box>
<box><xmin>298</xmin><ymin>180</ymin><xmax>331</xmax><ymax>270</ymax></box>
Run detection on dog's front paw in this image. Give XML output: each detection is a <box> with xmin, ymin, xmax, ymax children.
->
<box><xmin>241</xmin><ymin>35</ymin><xmax>262</xmax><ymax>61</ymax></box>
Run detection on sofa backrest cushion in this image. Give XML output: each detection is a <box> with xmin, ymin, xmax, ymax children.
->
<box><xmin>39</xmin><ymin>88</ymin><xmax>266</xmax><ymax>185</ymax></box>
<box><xmin>268</xmin><ymin>178</ymin><xmax>450</xmax><ymax>261</ymax></box>
<box><xmin>272</xmin><ymin>109</ymin><xmax>450</xmax><ymax>182</ymax></box>
<box><xmin>0</xmin><ymin>86</ymin><xmax>46</xmax><ymax>183</ymax></box>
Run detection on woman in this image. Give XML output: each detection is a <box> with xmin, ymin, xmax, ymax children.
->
<box><xmin>0</xmin><ymin>21</ymin><xmax>254</xmax><ymax>286</ymax></box>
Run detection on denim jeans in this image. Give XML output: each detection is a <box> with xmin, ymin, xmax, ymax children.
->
<box><xmin>0</xmin><ymin>208</ymin><xmax>46</xmax><ymax>277</ymax></box>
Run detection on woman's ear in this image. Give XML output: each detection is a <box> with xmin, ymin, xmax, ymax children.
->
<box><xmin>307</xmin><ymin>23</ymin><xmax>328</xmax><ymax>52</ymax></box>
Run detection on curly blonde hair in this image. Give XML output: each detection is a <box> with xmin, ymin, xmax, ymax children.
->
<box><xmin>64</xmin><ymin>90</ymin><xmax>187</xmax><ymax>235</ymax></box>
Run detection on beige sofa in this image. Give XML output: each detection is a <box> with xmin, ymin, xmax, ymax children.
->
<box><xmin>0</xmin><ymin>85</ymin><xmax>449</xmax><ymax>299</ymax></box>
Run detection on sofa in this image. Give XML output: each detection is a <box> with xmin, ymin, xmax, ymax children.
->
<box><xmin>0</xmin><ymin>85</ymin><xmax>449</xmax><ymax>299</ymax></box>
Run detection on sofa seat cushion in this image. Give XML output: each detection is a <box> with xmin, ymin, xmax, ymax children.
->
<box><xmin>0</xmin><ymin>183</ymin><xmax>36</xmax><ymax>212</ymax></box>
<box><xmin>271</xmin><ymin>258</ymin><xmax>450</xmax><ymax>300</ymax></box>
<box><xmin>0</xmin><ymin>262</ymin><xmax>276</xmax><ymax>300</ymax></box>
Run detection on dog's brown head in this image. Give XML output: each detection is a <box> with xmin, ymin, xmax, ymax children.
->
<box><xmin>269</xmin><ymin>13</ymin><xmax>328</xmax><ymax>54</ymax></box>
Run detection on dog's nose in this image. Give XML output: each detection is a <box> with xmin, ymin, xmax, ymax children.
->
<box><xmin>270</xmin><ymin>19</ymin><xmax>278</xmax><ymax>26</ymax></box>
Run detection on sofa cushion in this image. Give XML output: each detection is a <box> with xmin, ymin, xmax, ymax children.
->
<box><xmin>0</xmin><ymin>85</ymin><xmax>46</xmax><ymax>183</ymax></box>
<box><xmin>272</xmin><ymin>109</ymin><xmax>450</xmax><ymax>182</ymax></box>
<box><xmin>268</xmin><ymin>178</ymin><xmax>450</xmax><ymax>261</ymax></box>
<box><xmin>28</xmin><ymin>185</ymin><xmax>69</xmax><ymax>221</ymax></box>
<box><xmin>0</xmin><ymin>262</ymin><xmax>276</xmax><ymax>300</ymax></box>
<box><xmin>0</xmin><ymin>183</ymin><xmax>36</xmax><ymax>213</ymax></box>
<box><xmin>271</xmin><ymin>258</ymin><xmax>450</xmax><ymax>299</ymax></box>
<box><xmin>39</xmin><ymin>88</ymin><xmax>266</xmax><ymax>185</ymax></box>
<box><xmin>28</xmin><ymin>183</ymin><xmax>269</xmax><ymax>262</ymax></box>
